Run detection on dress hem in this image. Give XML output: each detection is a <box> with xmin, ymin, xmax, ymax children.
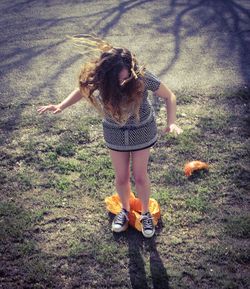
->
<box><xmin>106</xmin><ymin>136</ymin><xmax>158</xmax><ymax>152</ymax></box>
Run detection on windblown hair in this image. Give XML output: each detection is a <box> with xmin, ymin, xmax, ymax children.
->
<box><xmin>70</xmin><ymin>35</ymin><xmax>145</xmax><ymax>124</ymax></box>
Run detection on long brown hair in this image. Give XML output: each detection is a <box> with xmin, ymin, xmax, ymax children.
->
<box><xmin>78</xmin><ymin>46</ymin><xmax>145</xmax><ymax>124</ymax></box>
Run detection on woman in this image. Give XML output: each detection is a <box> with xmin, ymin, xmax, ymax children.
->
<box><xmin>37</xmin><ymin>35</ymin><xmax>182</xmax><ymax>238</ymax></box>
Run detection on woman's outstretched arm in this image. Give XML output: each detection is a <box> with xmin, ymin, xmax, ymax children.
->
<box><xmin>37</xmin><ymin>88</ymin><xmax>83</xmax><ymax>114</ymax></box>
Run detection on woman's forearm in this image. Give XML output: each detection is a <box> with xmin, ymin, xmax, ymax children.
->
<box><xmin>59</xmin><ymin>88</ymin><xmax>83</xmax><ymax>111</ymax></box>
<box><xmin>155</xmin><ymin>83</ymin><xmax>177</xmax><ymax>127</ymax></box>
<box><xmin>165</xmin><ymin>92</ymin><xmax>176</xmax><ymax>126</ymax></box>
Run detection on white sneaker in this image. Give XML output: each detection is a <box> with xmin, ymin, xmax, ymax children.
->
<box><xmin>112</xmin><ymin>209</ymin><xmax>129</xmax><ymax>233</ymax></box>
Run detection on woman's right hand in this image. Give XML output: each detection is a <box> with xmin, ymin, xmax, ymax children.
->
<box><xmin>37</xmin><ymin>104</ymin><xmax>62</xmax><ymax>115</ymax></box>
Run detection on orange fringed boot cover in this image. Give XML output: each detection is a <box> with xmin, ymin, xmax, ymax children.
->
<box><xmin>105</xmin><ymin>193</ymin><xmax>161</xmax><ymax>231</ymax></box>
<box><xmin>184</xmin><ymin>160</ymin><xmax>209</xmax><ymax>176</ymax></box>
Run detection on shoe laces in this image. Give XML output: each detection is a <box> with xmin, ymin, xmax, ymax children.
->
<box><xmin>114</xmin><ymin>209</ymin><xmax>129</xmax><ymax>225</ymax></box>
<box><xmin>141</xmin><ymin>213</ymin><xmax>154</xmax><ymax>230</ymax></box>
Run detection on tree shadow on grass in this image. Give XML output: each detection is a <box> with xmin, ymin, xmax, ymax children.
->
<box><xmin>84</xmin><ymin>0</ymin><xmax>152</xmax><ymax>37</ymax></box>
<box><xmin>0</xmin><ymin>48</ymin><xmax>83</xmax><ymax>144</ymax></box>
<box><xmin>113</xmin><ymin>222</ymin><xmax>169</xmax><ymax>289</ymax></box>
<box><xmin>155</xmin><ymin>0</ymin><xmax>250</xmax><ymax>84</ymax></box>
<box><xmin>59</xmin><ymin>0</ymin><xmax>250</xmax><ymax>87</ymax></box>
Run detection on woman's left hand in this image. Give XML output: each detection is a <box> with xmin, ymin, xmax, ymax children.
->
<box><xmin>162</xmin><ymin>124</ymin><xmax>183</xmax><ymax>136</ymax></box>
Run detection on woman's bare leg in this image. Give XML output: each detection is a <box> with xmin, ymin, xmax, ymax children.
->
<box><xmin>131</xmin><ymin>148</ymin><xmax>151</xmax><ymax>214</ymax></box>
<box><xmin>109</xmin><ymin>150</ymin><xmax>131</xmax><ymax>211</ymax></box>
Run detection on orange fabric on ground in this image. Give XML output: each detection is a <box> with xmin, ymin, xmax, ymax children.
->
<box><xmin>184</xmin><ymin>160</ymin><xmax>209</xmax><ymax>176</ymax></box>
<box><xmin>105</xmin><ymin>192</ymin><xmax>161</xmax><ymax>231</ymax></box>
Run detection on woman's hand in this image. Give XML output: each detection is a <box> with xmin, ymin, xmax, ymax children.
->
<box><xmin>37</xmin><ymin>104</ymin><xmax>62</xmax><ymax>115</ymax></box>
<box><xmin>162</xmin><ymin>124</ymin><xmax>183</xmax><ymax>136</ymax></box>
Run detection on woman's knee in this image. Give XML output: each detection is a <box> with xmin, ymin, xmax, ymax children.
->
<box><xmin>133</xmin><ymin>172</ymin><xmax>149</xmax><ymax>186</ymax></box>
<box><xmin>115</xmin><ymin>174</ymin><xmax>130</xmax><ymax>186</ymax></box>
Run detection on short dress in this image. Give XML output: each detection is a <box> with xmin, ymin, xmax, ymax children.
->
<box><xmin>102</xmin><ymin>71</ymin><xmax>161</xmax><ymax>152</ymax></box>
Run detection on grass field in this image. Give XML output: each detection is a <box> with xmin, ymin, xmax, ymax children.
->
<box><xmin>0</xmin><ymin>87</ymin><xmax>249</xmax><ymax>289</ymax></box>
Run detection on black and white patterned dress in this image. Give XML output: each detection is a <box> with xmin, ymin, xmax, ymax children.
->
<box><xmin>102</xmin><ymin>71</ymin><xmax>161</xmax><ymax>151</ymax></box>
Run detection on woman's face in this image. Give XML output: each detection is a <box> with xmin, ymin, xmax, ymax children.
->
<box><xmin>119</xmin><ymin>68</ymin><xmax>130</xmax><ymax>86</ymax></box>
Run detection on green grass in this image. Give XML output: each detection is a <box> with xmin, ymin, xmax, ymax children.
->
<box><xmin>0</xmin><ymin>88</ymin><xmax>249</xmax><ymax>288</ymax></box>
<box><xmin>224</xmin><ymin>215</ymin><xmax>250</xmax><ymax>239</ymax></box>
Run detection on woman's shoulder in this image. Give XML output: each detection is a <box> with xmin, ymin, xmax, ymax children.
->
<box><xmin>141</xmin><ymin>70</ymin><xmax>161</xmax><ymax>92</ymax></box>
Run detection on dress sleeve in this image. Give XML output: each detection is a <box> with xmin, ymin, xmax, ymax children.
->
<box><xmin>143</xmin><ymin>70</ymin><xmax>161</xmax><ymax>92</ymax></box>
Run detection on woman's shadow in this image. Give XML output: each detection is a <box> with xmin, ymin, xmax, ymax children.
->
<box><xmin>112</xmin><ymin>217</ymin><xmax>169</xmax><ymax>289</ymax></box>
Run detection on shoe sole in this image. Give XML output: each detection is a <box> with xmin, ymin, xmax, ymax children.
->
<box><xmin>142</xmin><ymin>229</ymin><xmax>155</xmax><ymax>238</ymax></box>
<box><xmin>112</xmin><ymin>221</ymin><xmax>129</xmax><ymax>233</ymax></box>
